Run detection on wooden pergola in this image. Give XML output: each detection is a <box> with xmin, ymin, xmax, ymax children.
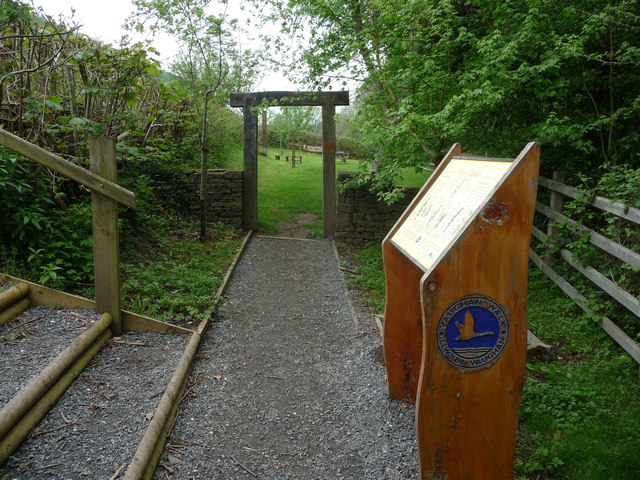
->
<box><xmin>230</xmin><ymin>91</ymin><xmax>350</xmax><ymax>236</ymax></box>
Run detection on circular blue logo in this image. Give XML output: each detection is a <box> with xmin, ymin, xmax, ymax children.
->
<box><xmin>436</xmin><ymin>295</ymin><xmax>509</xmax><ymax>371</ymax></box>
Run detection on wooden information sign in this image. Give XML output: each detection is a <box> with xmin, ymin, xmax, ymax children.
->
<box><xmin>382</xmin><ymin>143</ymin><xmax>540</xmax><ymax>479</ymax></box>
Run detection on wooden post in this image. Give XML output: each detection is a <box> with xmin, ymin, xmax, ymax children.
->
<box><xmin>544</xmin><ymin>170</ymin><xmax>565</xmax><ymax>265</ymax></box>
<box><xmin>322</xmin><ymin>103</ymin><xmax>336</xmax><ymax>236</ymax></box>
<box><xmin>261</xmin><ymin>110</ymin><xmax>268</xmax><ymax>155</ymax></box>
<box><xmin>291</xmin><ymin>133</ymin><xmax>296</xmax><ymax>169</ymax></box>
<box><xmin>90</xmin><ymin>136</ymin><xmax>121</xmax><ymax>335</ymax></box>
<box><xmin>243</xmin><ymin>104</ymin><xmax>258</xmax><ymax>231</ymax></box>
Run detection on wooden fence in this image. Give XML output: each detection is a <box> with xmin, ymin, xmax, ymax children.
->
<box><xmin>0</xmin><ymin>128</ymin><xmax>135</xmax><ymax>335</ymax></box>
<box><xmin>530</xmin><ymin>172</ymin><xmax>640</xmax><ymax>368</ymax></box>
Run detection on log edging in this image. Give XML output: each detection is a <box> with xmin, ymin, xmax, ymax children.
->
<box><xmin>123</xmin><ymin>230</ymin><xmax>253</xmax><ymax>479</ymax></box>
<box><xmin>0</xmin><ymin>313</ymin><xmax>113</xmax><ymax>465</ymax></box>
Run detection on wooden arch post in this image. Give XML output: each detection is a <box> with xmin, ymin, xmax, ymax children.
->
<box><xmin>382</xmin><ymin>143</ymin><xmax>540</xmax><ymax>479</ymax></box>
<box><xmin>242</xmin><ymin>101</ymin><xmax>259</xmax><ymax>231</ymax></box>
<box><xmin>230</xmin><ymin>91</ymin><xmax>349</xmax><ymax>236</ymax></box>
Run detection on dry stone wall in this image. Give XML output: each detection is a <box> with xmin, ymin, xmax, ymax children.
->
<box><xmin>335</xmin><ymin>172</ymin><xmax>419</xmax><ymax>245</ymax></box>
<box><xmin>184</xmin><ymin>169</ymin><xmax>243</xmax><ymax>230</ymax></box>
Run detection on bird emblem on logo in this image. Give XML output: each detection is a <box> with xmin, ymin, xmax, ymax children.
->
<box><xmin>455</xmin><ymin>310</ymin><xmax>495</xmax><ymax>341</ymax></box>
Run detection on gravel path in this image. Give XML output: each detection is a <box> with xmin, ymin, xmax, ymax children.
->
<box><xmin>0</xmin><ymin>304</ymin><xmax>189</xmax><ymax>480</ymax></box>
<box><xmin>155</xmin><ymin>236</ymin><xmax>417</xmax><ymax>479</ymax></box>
<box><xmin>0</xmin><ymin>305</ymin><xmax>100</xmax><ymax>406</ymax></box>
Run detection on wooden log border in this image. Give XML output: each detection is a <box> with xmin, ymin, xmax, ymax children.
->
<box><xmin>532</xmin><ymin>174</ymin><xmax>640</xmax><ymax>366</ymax></box>
<box><xmin>0</xmin><ymin>283</ymin><xmax>30</xmax><ymax>326</ymax></box>
<box><xmin>0</xmin><ymin>313</ymin><xmax>112</xmax><ymax>439</ymax></box>
<box><xmin>123</xmin><ymin>230</ymin><xmax>253</xmax><ymax>479</ymax></box>
<box><xmin>0</xmin><ymin>314</ymin><xmax>113</xmax><ymax>465</ymax></box>
<box><xmin>0</xmin><ymin>297</ymin><xmax>31</xmax><ymax>327</ymax></box>
<box><xmin>0</xmin><ymin>283</ymin><xmax>29</xmax><ymax>311</ymax></box>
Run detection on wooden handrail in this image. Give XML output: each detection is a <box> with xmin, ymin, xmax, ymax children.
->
<box><xmin>0</xmin><ymin>128</ymin><xmax>136</xmax><ymax>208</ymax></box>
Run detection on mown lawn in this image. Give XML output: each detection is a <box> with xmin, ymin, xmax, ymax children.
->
<box><xmin>224</xmin><ymin>147</ymin><xmax>429</xmax><ymax>235</ymax></box>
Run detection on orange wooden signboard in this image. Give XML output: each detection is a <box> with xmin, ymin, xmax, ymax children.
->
<box><xmin>382</xmin><ymin>143</ymin><xmax>540</xmax><ymax>479</ymax></box>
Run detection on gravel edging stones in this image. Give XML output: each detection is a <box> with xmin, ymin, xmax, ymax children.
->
<box><xmin>154</xmin><ymin>236</ymin><xmax>418</xmax><ymax>479</ymax></box>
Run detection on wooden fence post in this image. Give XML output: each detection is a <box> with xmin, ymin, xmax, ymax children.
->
<box><xmin>261</xmin><ymin>110</ymin><xmax>268</xmax><ymax>155</ymax></box>
<box><xmin>545</xmin><ymin>170</ymin><xmax>565</xmax><ymax>265</ymax></box>
<box><xmin>90</xmin><ymin>136</ymin><xmax>121</xmax><ymax>335</ymax></box>
<box><xmin>322</xmin><ymin>102</ymin><xmax>336</xmax><ymax>236</ymax></box>
<box><xmin>243</xmin><ymin>104</ymin><xmax>258</xmax><ymax>231</ymax></box>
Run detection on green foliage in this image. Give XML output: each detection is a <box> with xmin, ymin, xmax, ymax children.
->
<box><xmin>120</xmin><ymin>220</ymin><xmax>241</xmax><ymax>323</ymax></box>
<box><xmin>534</xmin><ymin>164</ymin><xmax>640</xmax><ymax>340</ymax></box>
<box><xmin>517</xmin><ymin>268</ymin><xmax>640</xmax><ymax>479</ymax></box>
<box><xmin>350</xmin><ymin>242</ymin><xmax>386</xmax><ymax>313</ymax></box>
<box><xmin>0</xmin><ymin>147</ymin><xmax>94</xmax><ymax>287</ymax></box>
<box><xmin>268</xmin><ymin>107</ymin><xmax>318</xmax><ymax>146</ymax></box>
<box><xmin>261</xmin><ymin>0</ymin><xmax>640</xmax><ymax>191</ymax></box>
<box><xmin>127</xmin><ymin>0</ymin><xmax>261</xmax><ymax>160</ymax></box>
<box><xmin>0</xmin><ymin>148</ymin><xmax>55</xmax><ymax>247</ymax></box>
<box><xmin>518</xmin><ymin>356</ymin><xmax>640</xmax><ymax>479</ymax></box>
<box><xmin>0</xmin><ymin>1</ymin><xmax>249</xmax><ymax>290</ymax></box>
<box><xmin>336</xmin><ymin>135</ymin><xmax>373</xmax><ymax>160</ymax></box>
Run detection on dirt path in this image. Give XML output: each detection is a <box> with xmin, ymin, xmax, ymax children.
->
<box><xmin>154</xmin><ymin>236</ymin><xmax>417</xmax><ymax>479</ymax></box>
<box><xmin>276</xmin><ymin>213</ymin><xmax>319</xmax><ymax>239</ymax></box>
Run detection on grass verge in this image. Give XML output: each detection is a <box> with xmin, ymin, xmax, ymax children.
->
<box><xmin>343</xmin><ymin>242</ymin><xmax>640</xmax><ymax>480</ymax></box>
<box><xmin>119</xmin><ymin>219</ymin><xmax>242</xmax><ymax>326</ymax></box>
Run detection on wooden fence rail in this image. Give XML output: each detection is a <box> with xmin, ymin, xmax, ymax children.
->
<box><xmin>532</xmin><ymin>173</ymin><xmax>640</xmax><ymax>366</ymax></box>
<box><xmin>0</xmin><ymin>128</ymin><xmax>135</xmax><ymax>335</ymax></box>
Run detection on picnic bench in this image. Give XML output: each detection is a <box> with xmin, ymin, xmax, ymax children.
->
<box><xmin>336</xmin><ymin>151</ymin><xmax>349</xmax><ymax>163</ymax></box>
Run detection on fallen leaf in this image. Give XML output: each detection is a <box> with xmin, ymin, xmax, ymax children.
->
<box><xmin>167</xmin><ymin>454</ymin><xmax>182</xmax><ymax>466</ymax></box>
<box><xmin>213</xmin><ymin>375</ymin><xmax>222</xmax><ymax>380</ymax></box>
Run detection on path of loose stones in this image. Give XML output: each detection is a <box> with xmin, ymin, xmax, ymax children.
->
<box><xmin>154</xmin><ymin>236</ymin><xmax>417</xmax><ymax>479</ymax></box>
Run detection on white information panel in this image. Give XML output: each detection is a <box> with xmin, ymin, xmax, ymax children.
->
<box><xmin>391</xmin><ymin>158</ymin><xmax>511</xmax><ymax>270</ymax></box>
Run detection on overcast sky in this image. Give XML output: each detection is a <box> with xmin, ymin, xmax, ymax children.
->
<box><xmin>31</xmin><ymin>0</ymin><xmax>298</xmax><ymax>91</ymax></box>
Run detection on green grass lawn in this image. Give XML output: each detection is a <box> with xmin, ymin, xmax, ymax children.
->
<box><xmin>224</xmin><ymin>147</ymin><xmax>429</xmax><ymax>235</ymax></box>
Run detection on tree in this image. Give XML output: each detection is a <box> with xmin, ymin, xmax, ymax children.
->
<box><xmin>128</xmin><ymin>0</ymin><xmax>262</xmax><ymax>239</ymax></box>
<box><xmin>258</xmin><ymin>0</ymin><xmax>640</xmax><ymax>197</ymax></box>
<box><xmin>269</xmin><ymin>106</ymin><xmax>316</xmax><ymax>148</ymax></box>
